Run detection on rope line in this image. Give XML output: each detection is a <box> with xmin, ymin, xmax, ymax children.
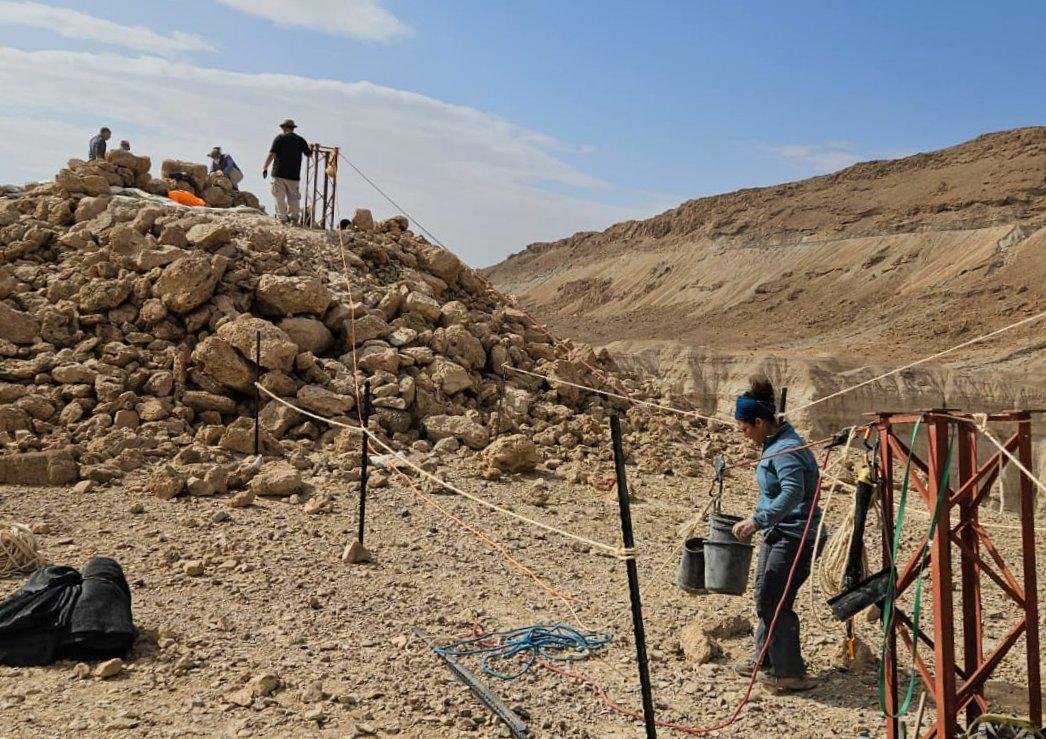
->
<box><xmin>254</xmin><ymin>384</ymin><xmax>631</xmax><ymax>559</ymax></box>
<box><xmin>792</xmin><ymin>309</ymin><xmax>1046</xmax><ymax>414</ymax></box>
<box><xmin>0</xmin><ymin>523</ymin><xmax>44</xmax><ymax>577</ymax></box>
<box><xmin>503</xmin><ymin>365</ymin><xmax>733</xmax><ymax>427</ymax></box>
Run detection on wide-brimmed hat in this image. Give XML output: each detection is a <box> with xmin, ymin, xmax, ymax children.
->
<box><xmin>279</xmin><ymin>119</ymin><xmax>297</xmax><ymax>129</ymax></box>
<box><xmin>208</xmin><ymin>147</ymin><xmax>222</xmax><ymax>158</ymax></box>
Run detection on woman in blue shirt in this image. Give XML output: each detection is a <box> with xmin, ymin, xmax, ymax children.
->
<box><xmin>730</xmin><ymin>376</ymin><xmax>820</xmax><ymax>692</ymax></box>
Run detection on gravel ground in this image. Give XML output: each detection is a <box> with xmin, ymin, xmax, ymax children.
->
<box><xmin>0</xmin><ymin>449</ymin><xmax>1042</xmax><ymax>738</ymax></box>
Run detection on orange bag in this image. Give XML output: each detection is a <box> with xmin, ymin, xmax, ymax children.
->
<box><xmin>168</xmin><ymin>189</ymin><xmax>205</xmax><ymax>207</ymax></box>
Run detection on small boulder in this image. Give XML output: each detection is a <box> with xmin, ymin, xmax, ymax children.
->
<box><xmin>483</xmin><ymin>434</ymin><xmax>538</xmax><ymax>473</ymax></box>
<box><xmin>186</xmin><ymin>222</ymin><xmax>232</xmax><ymax>250</ymax></box>
<box><xmin>678</xmin><ymin>622</ymin><xmax>723</xmax><ymax>664</ymax></box>
<box><xmin>423</xmin><ymin>415</ymin><xmax>489</xmax><ymax>450</ymax></box>
<box><xmin>154</xmin><ymin>253</ymin><xmax>229</xmax><ymax>314</ymax></box>
<box><xmin>149</xmin><ymin>464</ymin><xmax>185</xmax><ymax>500</ymax></box>
<box><xmin>256</xmin><ymin>275</ymin><xmax>332</xmax><ymax>317</ymax></box>
<box><xmin>250</xmin><ymin>461</ymin><xmax>302</xmax><ymax>497</ymax></box>
<box><xmin>216</xmin><ymin>314</ymin><xmax>298</xmax><ymax>372</ymax></box>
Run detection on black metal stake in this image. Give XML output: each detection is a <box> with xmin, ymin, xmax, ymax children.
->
<box><xmin>253</xmin><ymin>331</ymin><xmax>261</xmax><ymax>457</ymax></box>
<box><xmin>358</xmin><ymin>381</ymin><xmax>372</xmax><ymax>545</ymax></box>
<box><xmin>609</xmin><ymin>414</ymin><xmax>657</xmax><ymax>739</ymax></box>
<box><xmin>493</xmin><ymin>375</ymin><xmax>506</xmax><ymax>438</ymax></box>
<box><xmin>779</xmin><ymin>386</ymin><xmax>788</xmax><ymax>415</ymax></box>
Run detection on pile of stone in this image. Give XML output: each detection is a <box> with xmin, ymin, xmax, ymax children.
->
<box><xmin>0</xmin><ymin>163</ymin><xmax>715</xmax><ymax>497</ymax></box>
<box><xmin>46</xmin><ymin>150</ymin><xmax>261</xmax><ymax>216</ymax></box>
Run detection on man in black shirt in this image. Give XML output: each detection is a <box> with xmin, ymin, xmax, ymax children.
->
<box><xmin>262</xmin><ymin>119</ymin><xmax>311</xmax><ymax>223</ymax></box>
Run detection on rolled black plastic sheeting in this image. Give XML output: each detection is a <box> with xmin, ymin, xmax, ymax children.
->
<box><xmin>59</xmin><ymin>557</ymin><xmax>136</xmax><ymax>661</ymax></box>
<box><xmin>0</xmin><ymin>565</ymin><xmax>82</xmax><ymax>666</ymax></box>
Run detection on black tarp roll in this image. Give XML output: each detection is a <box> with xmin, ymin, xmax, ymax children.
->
<box><xmin>0</xmin><ymin>566</ymin><xmax>81</xmax><ymax>666</ymax></box>
<box><xmin>59</xmin><ymin>557</ymin><xmax>136</xmax><ymax>661</ymax></box>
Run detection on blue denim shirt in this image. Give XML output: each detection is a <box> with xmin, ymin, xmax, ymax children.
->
<box><xmin>752</xmin><ymin>422</ymin><xmax>821</xmax><ymax>540</ymax></box>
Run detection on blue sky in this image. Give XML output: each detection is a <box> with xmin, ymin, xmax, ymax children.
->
<box><xmin>0</xmin><ymin>1</ymin><xmax>1043</xmax><ymax>265</ymax></box>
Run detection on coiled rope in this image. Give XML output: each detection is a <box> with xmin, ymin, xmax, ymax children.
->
<box><xmin>0</xmin><ymin>523</ymin><xmax>44</xmax><ymax>577</ymax></box>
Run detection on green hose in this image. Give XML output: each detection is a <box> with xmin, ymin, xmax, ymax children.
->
<box><xmin>878</xmin><ymin>418</ymin><xmax>955</xmax><ymax>718</ymax></box>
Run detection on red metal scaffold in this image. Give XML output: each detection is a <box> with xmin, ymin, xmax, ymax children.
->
<box><xmin>874</xmin><ymin>409</ymin><xmax>1042</xmax><ymax>738</ymax></box>
<box><xmin>302</xmin><ymin>143</ymin><xmax>339</xmax><ymax>229</ymax></box>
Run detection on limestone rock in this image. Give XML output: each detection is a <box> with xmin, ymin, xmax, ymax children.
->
<box><xmin>216</xmin><ymin>314</ymin><xmax>297</xmax><ymax>372</ymax></box>
<box><xmin>0</xmin><ymin>450</ymin><xmax>79</xmax><ymax>485</ymax></box>
<box><xmin>77</xmin><ymin>279</ymin><xmax>132</xmax><ymax>313</ymax></box>
<box><xmin>250</xmin><ymin>461</ymin><xmax>302</xmax><ymax>497</ymax></box>
<box><xmin>0</xmin><ymin>302</ymin><xmax>40</xmax><ymax>344</ymax></box>
<box><xmin>160</xmin><ymin>160</ymin><xmax>207</xmax><ymax>187</ymax></box>
<box><xmin>678</xmin><ymin>622</ymin><xmax>722</xmax><ymax>664</ymax></box>
<box><xmin>192</xmin><ymin>336</ymin><xmax>255</xmax><ymax>394</ymax></box>
<box><xmin>296</xmin><ymin>385</ymin><xmax>355</xmax><ymax>416</ymax></box>
<box><xmin>186</xmin><ymin>222</ymin><xmax>232</xmax><ymax>250</ymax></box>
<box><xmin>279</xmin><ymin>317</ymin><xmax>332</xmax><ymax>354</ymax></box>
<box><xmin>404</xmin><ymin>291</ymin><xmax>441</xmax><ymax>321</ymax></box>
<box><xmin>154</xmin><ymin>253</ymin><xmax>229</xmax><ymax>314</ymax></box>
<box><xmin>351</xmin><ymin>209</ymin><xmax>375</xmax><ymax>231</ymax></box>
<box><xmin>436</xmin><ymin>325</ymin><xmax>486</xmax><ymax>369</ymax></box>
<box><xmin>483</xmin><ymin>434</ymin><xmax>538</xmax><ymax>473</ymax></box>
<box><xmin>149</xmin><ymin>464</ymin><xmax>185</xmax><ymax>500</ymax></box>
<box><xmin>423</xmin><ymin>415</ymin><xmax>489</xmax><ymax>449</ymax></box>
<box><xmin>256</xmin><ymin>275</ymin><xmax>332</xmax><ymax>317</ymax></box>
<box><xmin>344</xmin><ymin>313</ymin><xmax>390</xmax><ymax>347</ymax></box>
<box><xmin>419</xmin><ymin>244</ymin><xmax>463</xmax><ymax>285</ymax></box>
<box><xmin>430</xmin><ymin>357</ymin><xmax>473</xmax><ymax>395</ymax></box>
<box><xmin>94</xmin><ymin>658</ymin><xmax>125</xmax><ymax>679</ymax></box>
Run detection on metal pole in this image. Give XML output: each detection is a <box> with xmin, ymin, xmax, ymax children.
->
<box><xmin>320</xmin><ymin>151</ymin><xmax>330</xmax><ymax>230</ymax></box>
<box><xmin>779</xmin><ymin>386</ymin><xmax>788</xmax><ymax>414</ymax></box>
<box><xmin>253</xmin><ymin>331</ymin><xmax>261</xmax><ymax>457</ymax></box>
<box><xmin>358</xmin><ymin>381</ymin><xmax>371</xmax><ymax>545</ymax></box>
<box><xmin>609</xmin><ymin>415</ymin><xmax>657</xmax><ymax>739</ymax></box>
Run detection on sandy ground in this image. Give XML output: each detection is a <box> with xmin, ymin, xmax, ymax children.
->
<box><xmin>0</xmin><ymin>449</ymin><xmax>1043</xmax><ymax>738</ymax></box>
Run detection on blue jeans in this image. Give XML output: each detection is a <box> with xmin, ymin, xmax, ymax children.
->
<box><xmin>752</xmin><ymin>531</ymin><xmax>813</xmax><ymax>677</ymax></box>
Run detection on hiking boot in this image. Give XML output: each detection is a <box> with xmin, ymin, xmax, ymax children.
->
<box><xmin>757</xmin><ymin>672</ymin><xmax>817</xmax><ymax>692</ymax></box>
<box><xmin>728</xmin><ymin>660</ymin><xmax>767</xmax><ymax>677</ymax></box>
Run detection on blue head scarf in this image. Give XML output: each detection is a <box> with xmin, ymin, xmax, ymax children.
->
<box><xmin>734</xmin><ymin>395</ymin><xmax>776</xmax><ymax>423</ymax></box>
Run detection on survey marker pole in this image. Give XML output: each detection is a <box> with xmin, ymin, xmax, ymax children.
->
<box><xmin>358</xmin><ymin>381</ymin><xmax>372</xmax><ymax>546</ymax></box>
<box><xmin>610</xmin><ymin>414</ymin><xmax>657</xmax><ymax>739</ymax></box>
<box><xmin>253</xmin><ymin>331</ymin><xmax>261</xmax><ymax>457</ymax></box>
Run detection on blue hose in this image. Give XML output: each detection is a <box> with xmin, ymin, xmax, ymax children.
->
<box><xmin>435</xmin><ymin>623</ymin><xmax>613</xmax><ymax>680</ymax></box>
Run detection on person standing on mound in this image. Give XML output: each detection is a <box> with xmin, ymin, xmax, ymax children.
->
<box><xmin>729</xmin><ymin>375</ymin><xmax>821</xmax><ymax>692</ymax></box>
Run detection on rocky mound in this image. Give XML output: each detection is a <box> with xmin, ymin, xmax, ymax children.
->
<box><xmin>0</xmin><ymin>164</ymin><xmax>718</xmax><ymax>498</ymax></box>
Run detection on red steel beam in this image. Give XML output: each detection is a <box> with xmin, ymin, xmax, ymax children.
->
<box><xmin>878</xmin><ymin>418</ymin><xmax>901</xmax><ymax>739</ymax></box>
<box><xmin>927</xmin><ymin>414</ymin><xmax>958</xmax><ymax>739</ymax></box>
<box><xmin>1016</xmin><ymin>415</ymin><xmax>1042</xmax><ymax>727</ymax></box>
<box><xmin>957</xmin><ymin>424</ymin><xmax>984</xmax><ymax>726</ymax></box>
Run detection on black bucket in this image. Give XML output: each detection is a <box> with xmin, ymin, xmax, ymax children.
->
<box><xmin>708</xmin><ymin>513</ymin><xmax>743</xmax><ymax>543</ymax></box>
<box><xmin>827</xmin><ymin>567</ymin><xmax>894</xmax><ymax>622</ymax></box>
<box><xmin>703</xmin><ymin>540</ymin><xmax>755</xmax><ymax>595</ymax></box>
<box><xmin>677</xmin><ymin>537</ymin><xmax>706</xmax><ymax>593</ymax></box>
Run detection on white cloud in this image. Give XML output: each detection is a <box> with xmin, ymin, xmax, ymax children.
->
<box><xmin>759</xmin><ymin>142</ymin><xmax>864</xmax><ymax>172</ymax></box>
<box><xmin>759</xmin><ymin>141</ymin><xmax>913</xmax><ymax>174</ymax></box>
<box><xmin>214</xmin><ymin>0</ymin><xmax>410</xmax><ymax>43</ymax></box>
<box><xmin>0</xmin><ymin>1</ymin><xmax>215</xmax><ymax>56</ymax></box>
<box><xmin>0</xmin><ymin>46</ymin><xmax>659</xmax><ymax>265</ymax></box>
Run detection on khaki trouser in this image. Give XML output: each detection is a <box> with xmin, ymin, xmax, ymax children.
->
<box><xmin>227</xmin><ymin>167</ymin><xmax>244</xmax><ymax>189</ymax></box>
<box><xmin>271</xmin><ymin>177</ymin><xmax>301</xmax><ymax>219</ymax></box>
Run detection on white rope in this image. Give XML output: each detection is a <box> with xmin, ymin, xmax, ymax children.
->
<box><xmin>0</xmin><ymin>523</ymin><xmax>44</xmax><ymax>577</ymax></box>
<box><xmin>254</xmin><ymin>384</ymin><xmax>633</xmax><ymax>559</ymax></box>
<box><xmin>503</xmin><ymin>364</ymin><xmax>734</xmax><ymax>427</ymax></box>
<box><xmin>792</xmin><ymin>309</ymin><xmax>1046</xmax><ymax>414</ymax></box>
<box><xmin>809</xmin><ymin>428</ymin><xmax>858</xmax><ymax>621</ymax></box>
